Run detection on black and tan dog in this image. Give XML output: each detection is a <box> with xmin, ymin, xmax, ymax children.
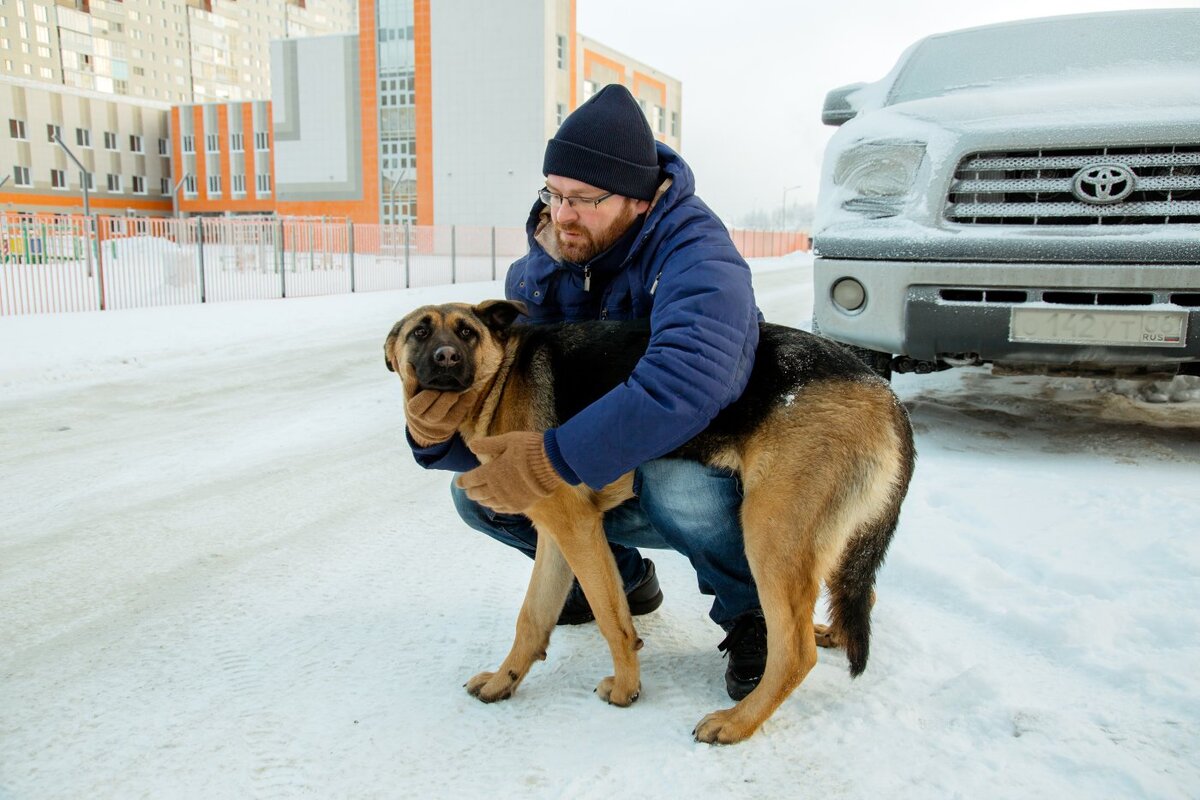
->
<box><xmin>384</xmin><ymin>300</ymin><xmax>915</xmax><ymax>744</ymax></box>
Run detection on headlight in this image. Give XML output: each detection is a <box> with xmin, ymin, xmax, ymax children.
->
<box><xmin>833</xmin><ymin>142</ymin><xmax>925</xmax><ymax>197</ymax></box>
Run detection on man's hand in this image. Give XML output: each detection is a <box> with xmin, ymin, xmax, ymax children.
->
<box><xmin>405</xmin><ymin>389</ymin><xmax>475</xmax><ymax>447</ymax></box>
<box><xmin>456</xmin><ymin>432</ymin><xmax>565</xmax><ymax>514</ymax></box>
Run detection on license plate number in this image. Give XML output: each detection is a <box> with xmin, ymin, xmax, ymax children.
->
<box><xmin>1010</xmin><ymin>308</ymin><xmax>1187</xmax><ymax>347</ymax></box>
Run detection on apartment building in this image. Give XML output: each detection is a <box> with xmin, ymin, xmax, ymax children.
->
<box><xmin>2</xmin><ymin>76</ymin><xmax>172</xmax><ymax>214</ymax></box>
<box><xmin>0</xmin><ymin>0</ymin><xmax>354</xmax><ymax>215</ymax></box>
<box><xmin>171</xmin><ymin>99</ymin><xmax>274</xmax><ymax>215</ymax></box>
<box><xmin>3</xmin><ymin>0</ymin><xmax>680</xmax><ymax>223</ymax></box>
<box><xmin>261</xmin><ymin>0</ymin><xmax>682</xmax><ymax>227</ymax></box>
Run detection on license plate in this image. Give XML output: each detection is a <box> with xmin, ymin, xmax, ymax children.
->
<box><xmin>1010</xmin><ymin>308</ymin><xmax>1188</xmax><ymax>347</ymax></box>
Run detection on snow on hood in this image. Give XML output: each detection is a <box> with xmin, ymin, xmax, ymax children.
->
<box><xmin>882</xmin><ymin>69</ymin><xmax>1200</xmax><ymax>129</ymax></box>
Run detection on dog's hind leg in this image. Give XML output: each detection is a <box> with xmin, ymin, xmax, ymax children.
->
<box><xmin>529</xmin><ymin>490</ymin><xmax>643</xmax><ymax>707</ymax></box>
<box><xmin>694</xmin><ymin>483</ymin><xmax>823</xmax><ymax>744</ymax></box>
<box><xmin>466</xmin><ymin>530</ymin><xmax>573</xmax><ymax>703</ymax></box>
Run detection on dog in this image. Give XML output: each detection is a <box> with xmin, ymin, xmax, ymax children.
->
<box><xmin>384</xmin><ymin>300</ymin><xmax>915</xmax><ymax>744</ymax></box>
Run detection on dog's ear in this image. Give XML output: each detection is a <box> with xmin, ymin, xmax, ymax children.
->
<box><xmin>383</xmin><ymin>320</ymin><xmax>404</xmax><ymax>372</ymax></box>
<box><xmin>474</xmin><ymin>299</ymin><xmax>528</xmax><ymax>334</ymax></box>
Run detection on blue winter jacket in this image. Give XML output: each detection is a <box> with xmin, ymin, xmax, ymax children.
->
<box><xmin>409</xmin><ymin>143</ymin><xmax>760</xmax><ymax>489</ymax></box>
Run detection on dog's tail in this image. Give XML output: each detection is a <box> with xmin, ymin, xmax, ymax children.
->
<box><xmin>827</xmin><ymin>400</ymin><xmax>915</xmax><ymax>678</ymax></box>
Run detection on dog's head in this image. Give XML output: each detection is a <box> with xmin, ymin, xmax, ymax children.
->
<box><xmin>384</xmin><ymin>299</ymin><xmax>527</xmax><ymax>394</ymax></box>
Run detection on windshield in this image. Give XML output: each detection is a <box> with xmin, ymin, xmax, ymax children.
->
<box><xmin>887</xmin><ymin>11</ymin><xmax>1200</xmax><ymax>105</ymax></box>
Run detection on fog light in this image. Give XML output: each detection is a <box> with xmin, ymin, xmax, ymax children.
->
<box><xmin>832</xmin><ymin>278</ymin><xmax>865</xmax><ymax>311</ymax></box>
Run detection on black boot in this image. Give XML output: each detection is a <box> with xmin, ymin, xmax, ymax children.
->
<box><xmin>557</xmin><ymin>558</ymin><xmax>664</xmax><ymax>626</ymax></box>
<box><xmin>718</xmin><ymin>611</ymin><xmax>768</xmax><ymax>700</ymax></box>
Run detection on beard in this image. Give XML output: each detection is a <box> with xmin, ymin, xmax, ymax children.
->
<box><xmin>554</xmin><ymin>201</ymin><xmax>641</xmax><ymax>264</ymax></box>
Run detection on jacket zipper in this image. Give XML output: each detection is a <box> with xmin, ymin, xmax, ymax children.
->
<box><xmin>583</xmin><ymin>266</ymin><xmax>591</xmax><ymax>292</ymax></box>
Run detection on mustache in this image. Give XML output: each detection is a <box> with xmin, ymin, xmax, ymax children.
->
<box><xmin>555</xmin><ymin>222</ymin><xmax>587</xmax><ymax>235</ymax></box>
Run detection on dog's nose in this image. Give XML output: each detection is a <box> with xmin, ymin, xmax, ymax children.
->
<box><xmin>433</xmin><ymin>345</ymin><xmax>461</xmax><ymax>367</ymax></box>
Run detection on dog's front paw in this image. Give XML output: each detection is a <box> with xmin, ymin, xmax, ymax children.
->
<box><xmin>465</xmin><ymin>669</ymin><xmax>520</xmax><ymax>703</ymax></box>
<box><xmin>693</xmin><ymin>707</ymin><xmax>758</xmax><ymax>745</ymax></box>
<box><xmin>595</xmin><ymin>675</ymin><xmax>640</xmax><ymax>707</ymax></box>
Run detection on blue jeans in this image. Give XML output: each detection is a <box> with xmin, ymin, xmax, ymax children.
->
<box><xmin>450</xmin><ymin>458</ymin><xmax>759</xmax><ymax>627</ymax></box>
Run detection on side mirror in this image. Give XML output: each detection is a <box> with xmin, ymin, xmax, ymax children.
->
<box><xmin>821</xmin><ymin>82</ymin><xmax>868</xmax><ymax>126</ymax></box>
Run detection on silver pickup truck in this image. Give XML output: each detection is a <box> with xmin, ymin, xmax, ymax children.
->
<box><xmin>812</xmin><ymin>9</ymin><xmax>1200</xmax><ymax>380</ymax></box>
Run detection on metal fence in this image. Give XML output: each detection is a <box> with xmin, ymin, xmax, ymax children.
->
<box><xmin>1</xmin><ymin>213</ymin><xmax>809</xmax><ymax>316</ymax></box>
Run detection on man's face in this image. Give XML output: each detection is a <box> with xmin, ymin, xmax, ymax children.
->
<box><xmin>545</xmin><ymin>174</ymin><xmax>650</xmax><ymax>264</ymax></box>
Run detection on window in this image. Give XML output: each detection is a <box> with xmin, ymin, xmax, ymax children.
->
<box><xmin>76</xmin><ymin>128</ymin><xmax>91</xmax><ymax>147</ymax></box>
<box><xmin>13</xmin><ymin>165</ymin><xmax>30</xmax><ymax>186</ymax></box>
<box><xmin>654</xmin><ymin>105</ymin><xmax>665</xmax><ymax>135</ymax></box>
<box><xmin>256</xmin><ymin>173</ymin><xmax>271</xmax><ymax>195</ymax></box>
<box><xmin>254</xmin><ymin>131</ymin><xmax>269</xmax><ymax>151</ymax></box>
<box><xmin>230</xmin><ymin>132</ymin><xmax>243</xmax><ymax>152</ymax></box>
<box><xmin>50</xmin><ymin>168</ymin><xmax>65</xmax><ymax>188</ymax></box>
<box><xmin>181</xmin><ymin>134</ymin><xmax>194</xmax><ymax>153</ymax></box>
<box><xmin>8</xmin><ymin>118</ymin><xmax>25</xmax><ymax>139</ymax></box>
<box><xmin>158</xmin><ymin>137</ymin><xmax>169</xmax><ymax>155</ymax></box>
<box><xmin>106</xmin><ymin>173</ymin><xmax>121</xmax><ymax>192</ymax></box>
<box><xmin>82</xmin><ymin>172</ymin><xmax>94</xmax><ymax>190</ymax></box>
<box><xmin>205</xmin><ymin>133</ymin><xmax>218</xmax><ymax>153</ymax></box>
<box><xmin>207</xmin><ymin>174</ymin><xmax>221</xmax><ymax>196</ymax></box>
<box><xmin>583</xmin><ymin>80</ymin><xmax>597</xmax><ymax>100</ymax></box>
<box><xmin>556</xmin><ymin>34</ymin><xmax>566</xmax><ymax>70</ymax></box>
<box><xmin>129</xmin><ymin>134</ymin><xmax>143</xmax><ymax>153</ymax></box>
<box><xmin>556</xmin><ymin>103</ymin><xmax>565</xmax><ymax>126</ymax></box>
<box><xmin>103</xmin><ymin>131</ymin><xmax>117</xmax><ymax>150</ymax></box>
<box><xmin>160</xmin><ymin>177</ymin><xmax>169</xmax><ymax>195</ymax></box>
<box><xmin>671</xmin><ymin>111</ymin><xmax>678</xmax><ymax>138</ymax></box>
<box><xmin>231</xmin><ymin>173</ymin><xmax>245</xmax><ymax>194</ymax></box>
<box><xmin>132</xmin><ymin>175</ymin><xmax>145</xmax><ymax>194</ymax></box>
<box><xmin>183</xmin><ymin>174</ymin><xmax>197</xmax><ymax>195</ymax></box>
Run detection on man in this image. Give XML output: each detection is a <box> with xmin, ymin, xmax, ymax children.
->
<box><xmin>404</xmin><ymin>84</ymin><xmax>766</xmax><ymax>700</ymax></box>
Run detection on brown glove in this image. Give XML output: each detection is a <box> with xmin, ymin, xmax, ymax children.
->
<box><xmin>456</xmin><ymin>432</ymin><xmax>565</xmax><ymax>514</ymax></box>
<box><xmin>405</xmin><ymin>389</ymin><xmax>475</xmax><ymax>447</ymax></box>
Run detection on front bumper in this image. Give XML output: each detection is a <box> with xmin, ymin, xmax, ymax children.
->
<box><xmin>814</xmin><ymin>257</ymin><xmax>1200</xmax><ymax>369</ymax></box>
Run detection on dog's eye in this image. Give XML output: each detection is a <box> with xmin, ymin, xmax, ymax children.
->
<box><xmin>412</xmin><ymin>327</ymin><xmax>430</xmax><ymax>340</ymax></box>
<box><xmin>457</xmin><ymin>326</ymin><xmax>476</xmax><ymax>341</ymax></box>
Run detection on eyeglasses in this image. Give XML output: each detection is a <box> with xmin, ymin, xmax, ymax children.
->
<box><xmin>538</xmin><ymin>187</ymin><xmax>615</xmax><ymax>210</ymax></box>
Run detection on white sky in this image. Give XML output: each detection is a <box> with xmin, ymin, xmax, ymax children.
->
<box><xmin>575</xmin><ymin>0</ymin><xmax>1200</xmax><ymax>224</ymax></box>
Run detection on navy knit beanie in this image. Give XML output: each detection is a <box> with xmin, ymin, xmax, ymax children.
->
<box><xmin>543</xmin><ymin>84</ymin><xmax>661</xmax><ymax>201</ymax></box>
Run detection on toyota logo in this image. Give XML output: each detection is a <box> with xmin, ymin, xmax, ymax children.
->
<box><xmin>1071</xmin><ymin>164</ymin><xmax>1136</xmax><ymax>204</ymax></box>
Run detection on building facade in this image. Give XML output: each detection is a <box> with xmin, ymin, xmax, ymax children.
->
<box><xmin>171</xmin><ymin>99</ymin><xmax>275</xmax><ymax>215</ymax></box>
<box><xmin>263</xmin><ymin>0</ymin><xmax>682</xmax><ymax>227</ymax></box>
<box><xmin>1</xmin><ymin>76</ymin><xmax>172</xmax><ymax>214</ymax></box>
<box><xmin>4</xmin><ymin>0</ymin><xmax>680</xmax><ymax>223</ymax></box>
<box><xmin>0</xmin><ymin>0</ymin><xmax>354</xmax><ymax>215</ymax></box>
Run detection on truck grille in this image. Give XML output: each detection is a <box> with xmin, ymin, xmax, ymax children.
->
<box><xmin>946</xmin><ymin>145</ymin><xmax>1200</xmax><ymax>225</ymax></box>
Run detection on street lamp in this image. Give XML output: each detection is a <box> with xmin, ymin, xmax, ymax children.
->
<box><xmin>781</xmin><ymin>184</ymin><xmax>804</xmax><ymax>230</ymax></box>
<box><xmin>170</xmin><ymin>173</ymin><xmax>188</xmax><ymax>217</ymax></box>
<box><xmin>53</xmin><ymin>132</ymin><xmax>90</xmax><ymax>216</ymax></box>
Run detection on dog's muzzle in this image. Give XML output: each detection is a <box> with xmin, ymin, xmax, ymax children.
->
<box><xmin>414</xmin><ymin>343</ymin><xmax>473</xmax><ymax>391</ymax></box>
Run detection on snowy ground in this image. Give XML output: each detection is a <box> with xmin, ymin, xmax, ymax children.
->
<box><xmin>2</xmin><ymin>253</ymin><xmax>1198</xmax><ymax>799</ymax></box>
